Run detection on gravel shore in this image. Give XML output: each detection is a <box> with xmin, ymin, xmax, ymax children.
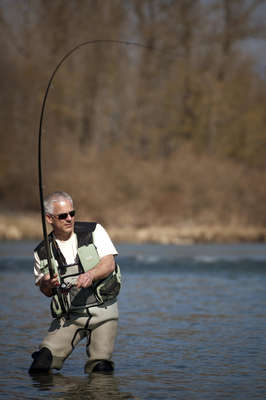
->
<box><xmin>1</xmin><ymin>213</ymin><xmax>265</xmax><ymax>244</ymax></box>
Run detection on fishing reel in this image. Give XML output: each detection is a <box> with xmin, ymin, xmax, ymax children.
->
<box><xmin>58</xmin><ymin>282</ymin><xmax>73</xmax><ymax>295</ymax></box>
<box><xmin>50</xmin><ymin>282</ymin><xmax>73</xmax><ymax>318</ymax></box>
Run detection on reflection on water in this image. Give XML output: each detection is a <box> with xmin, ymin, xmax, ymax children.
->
<box><xmin>0</xmin><ymin>241</ymin><xmax>266</xmax><ymax>399</ymax></box>
<box><xmin>30</xmin><ymin>373</ymin><xmax>135</xmax><ymax>399</ymax></box>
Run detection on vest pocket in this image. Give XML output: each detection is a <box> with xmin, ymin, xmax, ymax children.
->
<box><xmin>50</xmin><ymin>292</ymin><xmax>70</xmax><ymax>318</ymax></box>
<box><xmin>94</xmin><ymin>265</ymin><xmax>121</xmax><ymax>303</ymax></box>
<box><xmin>69</xmin><ymin>286</ymin><xmax>97</xmax><ymax>308</ymax></box>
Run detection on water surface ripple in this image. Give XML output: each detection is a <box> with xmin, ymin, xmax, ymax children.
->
<box><xmin>0</xmin><ymin>241</ymin><xmax>266</xmax><ymax>399</ymax></box>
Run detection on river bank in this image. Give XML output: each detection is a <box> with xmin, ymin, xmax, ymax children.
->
<box><xmin>0</xmin><ymin>213</ymin><xmax>265</xmax><ymax>244</ymax></box>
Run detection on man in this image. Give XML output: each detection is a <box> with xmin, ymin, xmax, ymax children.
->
<box><xmin>29</xmin><ymin>191</ymin><xmax>121</xmax><ymax>375</ymax></box>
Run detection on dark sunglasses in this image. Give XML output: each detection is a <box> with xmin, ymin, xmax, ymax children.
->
<box><xmin>52</xmin><ymin>210</ymin><xmax>75</xmax><ymax>220</ymax></box>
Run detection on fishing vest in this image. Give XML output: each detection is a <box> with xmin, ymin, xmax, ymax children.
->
<box><xmin>35</xmin><ymin>222</ymin><xmax>121</xmax><ymax>318</ymax></box>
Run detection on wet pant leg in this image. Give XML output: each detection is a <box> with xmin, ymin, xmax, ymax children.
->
<box><xmin>38</xmin><ymin>301</ymin><xmax>118</xmax><ymax>372</ymax></box>
<box><xmin>85</xmin><ymin>301</ymin><xmax>118</xmax><ymax>373</ymax></box>
<box><xmin>41</xmin><ymin>315</ymin><xmax>89</xmax><ymax>370</ymax></box>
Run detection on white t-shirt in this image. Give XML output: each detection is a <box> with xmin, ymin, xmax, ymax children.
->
<box><xmin>34</xmin><ymin>223</ymin><xmax>118</xmax><ymax>284</ymax></box>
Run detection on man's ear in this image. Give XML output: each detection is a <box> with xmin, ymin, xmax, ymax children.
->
<box><xmin>46</xmin><ymin>214</ymin><xmax>53</xmax><ymax>225</ymax></box>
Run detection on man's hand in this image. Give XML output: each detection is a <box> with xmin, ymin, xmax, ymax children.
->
<box><xmin>39</xmin><ymin>273</ymin><xmax>60</xmax><ymax>297</ymax></box>
<box><xmin>75</xmin><ymin>255</ymin><xmax>115</xmax><ymax>289</ymax></box>
<box><xmin>75</xmin><ymin>271</ymin><xmax>95</xmax><ymax>289</ymax></box>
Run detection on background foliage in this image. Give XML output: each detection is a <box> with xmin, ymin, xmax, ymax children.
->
<box><xmin>1</xmin><ymin>0</ymin><xmax>266</xmax><ymax>232</ymax></box>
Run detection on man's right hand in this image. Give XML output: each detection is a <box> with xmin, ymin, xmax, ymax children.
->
<box><xmin>39</xmin><ymin>273</ymin><xmax>60</xmax><ymax>297</ymax></box>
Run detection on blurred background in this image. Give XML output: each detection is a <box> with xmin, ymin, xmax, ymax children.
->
<box><xmin>1</xmin><ymin>0</ymin><xmax>266</xmax><ymax>242</ymax></box>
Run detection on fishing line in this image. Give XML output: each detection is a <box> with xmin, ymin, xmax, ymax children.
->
<box><xmin>38</xmin><ymin>39</ymin><xmax>180</xmax><ymax>276</ymax></box>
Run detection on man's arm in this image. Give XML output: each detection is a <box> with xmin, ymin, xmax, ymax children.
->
<box><xmin>76</xmin><ymin>254</ymin><xmax>115</xmax><ymax>289</ymax></box>
<box><xmin>34</xmin><ymin>250</ymin><xmax>60</xmax><ymax>297</ymax></box>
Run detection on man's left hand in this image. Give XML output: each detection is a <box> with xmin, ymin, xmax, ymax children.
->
<box><xmin>75</xmin><ymin>271</ymin><xmax>94</xmax><ymax>288</ymax></box>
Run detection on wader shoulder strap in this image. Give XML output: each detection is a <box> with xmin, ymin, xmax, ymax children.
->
<box><xmin>74</xmin><ymin>222</ymin><xmax>97</xmax><ymax>248</ymax></box>
<box><xmin>35</xmin><ymin>221</ymin><xmax>97</xmax><ymax>259</ymax></box>
<box><xmin>34</xmin><ymin>232</ymin><xmax>54</xmax><ymax>260</ymax></box>
<box><xmin>35</xmin><ymin>233</ymin><xmax>59</xmax><ymax>276</ymax></box>
<box><xmin>35</xmin><ymin>222</ymin><xmax>98</xmax><ymax>276</ymax></box>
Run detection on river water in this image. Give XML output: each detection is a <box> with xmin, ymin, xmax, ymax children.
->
<box><xmin>0</xmin><ymin>241</ymin><xmax>266</xmax><ymax>399</ymax></box>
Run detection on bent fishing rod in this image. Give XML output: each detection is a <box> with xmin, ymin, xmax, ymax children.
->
<box><xmin>38</xmin><ymin>39</ymin><xmax>180</xmax><ymax>277</ymax></box>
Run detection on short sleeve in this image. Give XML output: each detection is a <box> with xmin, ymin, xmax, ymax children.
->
<box><xmin>33</xmin><ymin>251</ymin><xmax>44</xmax><ymax>285</ymax></box>
<box><xmin>92</xmin><ymin>224</ymin><xmax>118</xmax><ymax>259</ymax></box>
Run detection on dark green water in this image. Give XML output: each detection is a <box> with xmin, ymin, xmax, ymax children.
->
<box><xmin>0</xmin><ymin>241</ymin><xmax>266</xmax><ymax>399</ymax></box>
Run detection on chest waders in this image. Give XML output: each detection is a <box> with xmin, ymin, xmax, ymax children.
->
<box><xmin>35</xmin><ymin>222</ymin><xmax>121</xmax><ymax>318</ymax></box>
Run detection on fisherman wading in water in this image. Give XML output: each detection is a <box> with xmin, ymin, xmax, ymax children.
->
<box><xmin>29</xmin><ymin>191</ymin><xmax>121</xmax><ymax>375</ymax></box>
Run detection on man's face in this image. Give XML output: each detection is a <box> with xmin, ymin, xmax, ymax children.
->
<box><xmin>46</xmin><ymin>199</ymin><xmax>75</xmax><ymax>239</ymax></box>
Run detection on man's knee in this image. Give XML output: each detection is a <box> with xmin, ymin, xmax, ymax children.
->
<box><xmin>87</xmin><ymin>319</ymin><xmax>117</xmax><ymax>360</ymax></box>
<box><xmin>28</xmin><ymin>347</ymin><xmax>53</xmax><ymax>374</ymax></box>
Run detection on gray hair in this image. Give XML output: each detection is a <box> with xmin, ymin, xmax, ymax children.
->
<box><xmin>44</xmin><ymin>191</ymin><xmax>73</xmax><ymax>214</ymax></box>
